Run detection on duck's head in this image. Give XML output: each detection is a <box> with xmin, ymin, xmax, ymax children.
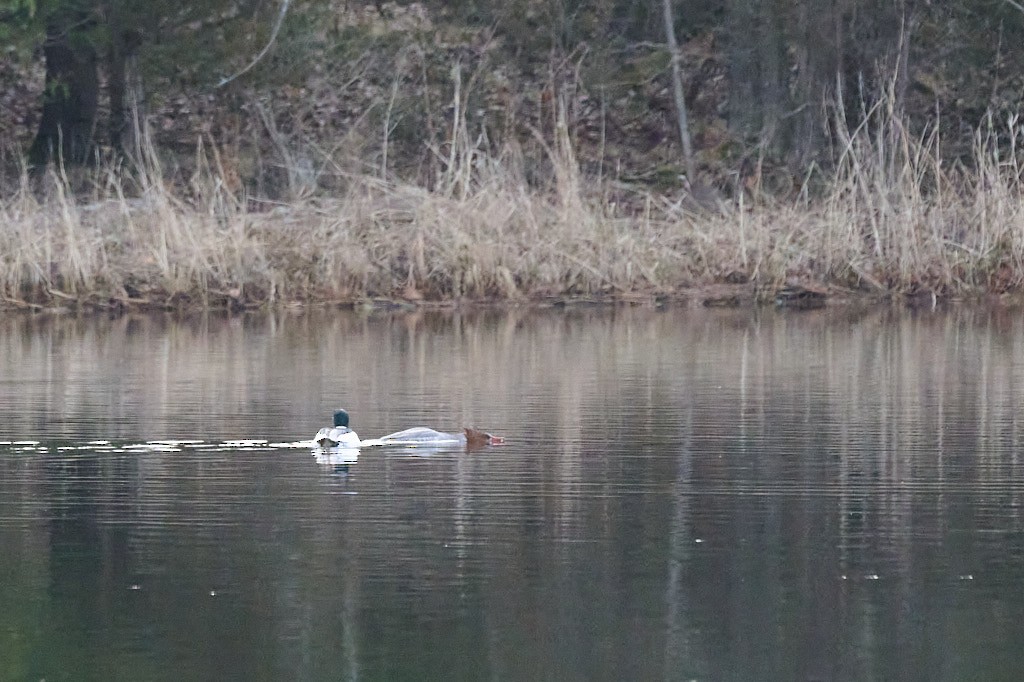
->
<box><xmin>464</xmin><ymin>427</ymin><xmax>505</xmax><ymax>449</ymax></box>
<box><xmin>333</xmin><ymin>409</ymin><xmax>350</xmax><ymax>428</ymax></box>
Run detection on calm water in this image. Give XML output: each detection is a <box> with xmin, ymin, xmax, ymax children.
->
<box><xmin>3</xmin><ymin>306</ymin><xmax>1024</xmax><ymax>681</ymax></box>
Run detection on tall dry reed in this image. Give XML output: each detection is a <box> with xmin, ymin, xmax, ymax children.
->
<box><xmin>2</xmin><ymin>100</ymin><xmax>1024</xmax><ymax>310</ymax></box>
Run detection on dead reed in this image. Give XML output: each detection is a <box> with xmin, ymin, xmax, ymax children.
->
<box><xmin>2</xmin><ymin>103</ymin><xmax>1024</xmax><ymax>310</ymax></box>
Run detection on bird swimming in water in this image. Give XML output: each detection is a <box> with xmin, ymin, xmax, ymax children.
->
<box><xmin>362</xmin><ymin>426</ymin><xmax>504</xmax><ymax>449</ymax></box>
<box><xmin>313</xmin><ymin>409</ymin><xmax>361</xmax><ymax>448</ymax></box>
<box><xmin>312</xmin><ymin>410</ymin><xmax>504</xmax><ymax>450</ymax></box>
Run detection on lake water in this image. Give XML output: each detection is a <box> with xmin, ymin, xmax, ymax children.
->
<box><xmin>2</xmin><ymin>306</ymin><xmax>1024</xmax><ymax>681</ymax></box>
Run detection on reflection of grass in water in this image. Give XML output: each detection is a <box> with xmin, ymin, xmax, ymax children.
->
<box><xmin>4</xmin><ymin>304</ymin><xmax>1024</xmax><ymax>468</ymax></box>
<box><xmin>2</xmin><ymin>103</ymin><xmax>1024</xmax><ymax>309</ymax></box>
<box><xmin>4</xmin><ymin>307</ymin><xmax>1024</xmax><ymax>642</ymax></box>
<box><xmin>5</xmin><ymin>308</ymin><xmax>1024</xmax><ymax>680</ymax></box>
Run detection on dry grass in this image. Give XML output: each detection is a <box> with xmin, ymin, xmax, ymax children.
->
<box><xmin>3</xmin><ymin>103</ymin><xmax>1024</xmax><ymax>310</ymax></box>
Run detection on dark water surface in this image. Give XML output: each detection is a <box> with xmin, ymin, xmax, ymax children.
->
<box><xmin>3</xmin><ymin>307</ymin><xmax>1024</xmax><ymax>681</ymax></box>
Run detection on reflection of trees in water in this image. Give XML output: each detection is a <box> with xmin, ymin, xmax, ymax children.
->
<box><xmin>4</xmin><ymin>307</ymin><xmax>1024</xmax><ymax>677</ymax></box>
<box><xmin>667</xmin><ymin>307</ymin><xmax>1024</xmax><ymax>679</ymax></box>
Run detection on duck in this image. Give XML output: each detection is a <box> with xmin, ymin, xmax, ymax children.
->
<box><xmin>361</xmin><ymin>426</ymin><xmax>504</xmax><ymax>450</ymax></box>
<box><xmin>313</xmin><ymin>409</ymin><xmax>361</xmax><ymax>448</ymax></box>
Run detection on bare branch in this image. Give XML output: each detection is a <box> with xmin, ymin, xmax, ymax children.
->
<box><xmin>216</xmin><ymin>0</ymin><xmax>290</xmax><ymax>88</ymax></box>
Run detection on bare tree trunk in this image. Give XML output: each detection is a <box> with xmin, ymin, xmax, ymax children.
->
<box><xmin>661</xmin><ymin>0</ymin><xmax>697</xmax><ymax>183</ymax></box>
<box><xmin>105</xmin><ymin>2</ymin><xmax>127</xmax><ymax>154</ymax></box>
<box><xmin>724</xmin><ymin>1</ymin><xmax>788</xmax><ymax>157</ymax></box>
<box><xmin>893</xmin><ymin>1</ymin><xmax>915</xmax><ymax>117</ymax></box>
<box><xmin>28</xmin><ymin>11</ymin><xmax>99</xmax><ymax>167</ymax></box>
<box><xmin>124</xmin><ymin>53</ymin><xmax>147</xmax><ymax>160</ymax></box>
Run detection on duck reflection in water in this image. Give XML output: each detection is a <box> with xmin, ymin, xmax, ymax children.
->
<box><xmin>314</xmin><ymin>447</ymin><xmax>359</xmax><ymax>475</ymax></box>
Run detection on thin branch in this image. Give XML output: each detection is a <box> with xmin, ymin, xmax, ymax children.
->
<box><xmin>216</xmin><ymin>0</ymin><xmax>290</xmax><ymax>88</ymax></box>
<box><xmin>1003</xmin><ymin>0</ymin><xmax>1024</xmax><ymax>14</ymax></box>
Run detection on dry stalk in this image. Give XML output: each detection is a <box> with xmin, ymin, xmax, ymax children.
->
<box><xmin>3</xmin><ymin>90</ymin><xmax>1024</xmax><ymax>307</ymax></box>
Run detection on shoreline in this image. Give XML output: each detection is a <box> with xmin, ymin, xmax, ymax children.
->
<box><xmin>1</xmin><ymin>282</ymin><xmax>1013</xmax><ymax>315</ymax></box>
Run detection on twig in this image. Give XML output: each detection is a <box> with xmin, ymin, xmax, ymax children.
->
<box><xmin>47</xmin><ymin>288</ymin><xmax>78</xmax><ymax>301</ymax></box>
<box><xmin>216</xmin><ymin>0</ymin><xmax>291</xmax><ymax>88</ymax></box>
<box><xmin>2</xmin><ymin>297</ymin><xmax>45</xmax><ymax>310</ymax></box>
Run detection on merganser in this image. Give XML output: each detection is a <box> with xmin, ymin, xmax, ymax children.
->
<box><xmin>360</xmin><ymin>426</ymin><xmax>504</xmax><ymax>449</ymax></box>
<box><xmin>313</xmin><ymin>409</ymin><xmax>361</xmax><ymax>448</ymax></box>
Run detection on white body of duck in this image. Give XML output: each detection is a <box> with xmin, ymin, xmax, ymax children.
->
<box><xmin>360</xmin><ymin>427</ymin><xmax>503</xmax><ymax>449</ymax></box>
<box><xmin>313</xmin><ymin>409</ymin><xmax>361</xmax><ymax>448</ymax></box>
<box><xmin>360</xmin><ymin>427</ymin><xmax>464</xmax><ymax>447</ymax></box>
<box><xmin>313</xmin><ymin>426</ymin><xmax>360</xmax><ymax>448</ymax></box>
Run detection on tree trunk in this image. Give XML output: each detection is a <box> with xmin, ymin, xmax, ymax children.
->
<box><xmin>107</xmin><ymin>22</ymin><xmax>127</xmax><ymax>153</ymax></box>
<box><xmin>28</xmin><ymin>12</ymin><xmax>100</xmax><ymax>167</ymax></box>
<box><xmin>725</xmin><ymin>0</ymin><xmax>788</xmax><ymax>155</ymax></box>
<box><xmin>100</xmin><ymin>0</ymin><xmax>146</xmax><ymax>157</ymax></box>
<box><xmin>661</xmin><ymin>0</ymin><xmax>697</xmax><ymax>183</ymax></box>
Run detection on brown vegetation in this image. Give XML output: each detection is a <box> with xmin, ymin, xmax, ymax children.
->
<box><xmin>2</xmin><ymin>97</ymin><xmax>1024</xmax><ymax>312</ymax></box>
<box><xmin>5</xmin><ymin>2</ymin><xmax>1024</xmax><ymax>311</ymax></box>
